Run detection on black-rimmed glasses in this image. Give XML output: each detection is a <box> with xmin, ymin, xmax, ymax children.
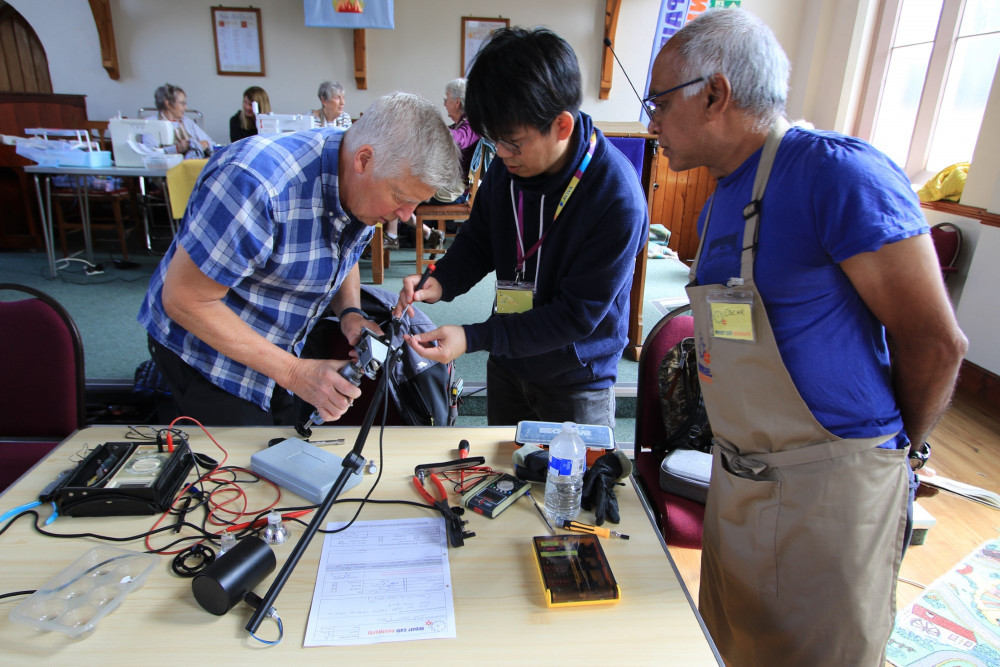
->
<box><xmin>642</xmin><ymin>77</ymin><xmax>705</xmax><ymax>118</ymax></box>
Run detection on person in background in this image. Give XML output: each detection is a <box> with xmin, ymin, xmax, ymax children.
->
<box><xmin>138</xmin><ymin>92</ymin><xmax>460</xmax><ymax>426</ymax></box>
<box><xmin>312</xmin><ymin>81</ymin><xmax>352</xmax><ymax>129</ymax></box>
<box><xmin>645</xmin><ymin>8</ymin><xmax>967</xmax><ymax>664</ymax></box>
<box><xmin>393</xmin><ymin>27</ymin><xmax>648</xmax><ymax>429</ymax></box>
<box><xmin>230</xmin><ymin>86</ymin><xmax>270</xmax><ymax>143</ymax></box>
<box><xmin>384</xmin><ymin>77</ymin><xmax>481</xmax><ymax>251</ymax></box>
<box><xmin>144</xmin><ymin>83</ymin><xmax>215</xmax><ymax>159</ymax></box>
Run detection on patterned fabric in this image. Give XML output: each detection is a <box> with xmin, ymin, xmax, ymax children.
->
<box><xmin>138</xmin><ymin>128</ymin><xmax>373</xmax><ymax>410</ymax></box>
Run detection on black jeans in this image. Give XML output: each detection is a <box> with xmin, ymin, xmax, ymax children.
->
<box><xmin>485</xmin><ymin>356</ymin><xmax>615</xmax><ymax>428</ymax></box>
<box><xmin>148</xmin><ymin>337</ymin><xmax>301</xmax><ymax>426</ymax></box>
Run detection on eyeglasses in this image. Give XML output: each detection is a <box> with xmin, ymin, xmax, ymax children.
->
<box><xmin>642</xmin><ymin>77</ymin><xmax>705</xmax><ymax>118</ymax></box>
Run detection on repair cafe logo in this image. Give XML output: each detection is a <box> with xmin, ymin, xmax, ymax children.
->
<box><xmin>335</xmin><ymin>0</ymin><xmax>365</xmax><ymax>12</ymax></box>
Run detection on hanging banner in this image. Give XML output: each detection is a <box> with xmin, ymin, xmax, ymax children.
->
<box><xmin>642</xmin><ymin>0</ymin><xmax>740</xmax><ymax>118</ymax></box>
<box><xmin>304</xmin><ymin>0</ymin><xmax>395</xmax><ymax>30</ymax></box>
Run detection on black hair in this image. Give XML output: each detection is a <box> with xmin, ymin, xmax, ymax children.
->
<box><xmin>465</xmin><ymin>27</ymin><xmax>582</xmax><ymax>141</ymax></box>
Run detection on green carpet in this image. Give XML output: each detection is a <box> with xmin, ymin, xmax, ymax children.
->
<box><xmin>1</xmin><ymin>234</ymin><xmax>689</xmax><ymax>443</ymax></box>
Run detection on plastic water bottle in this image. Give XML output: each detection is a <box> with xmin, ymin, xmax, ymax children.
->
<box><xmin>544</xmin><ymin>422</ymin><xmax>587</xmax><ymax>524</ymax></box>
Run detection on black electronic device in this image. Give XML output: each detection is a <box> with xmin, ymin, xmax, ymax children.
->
<box><xmin>49</xmin><ymin>440</ymin><xmax>194</xmax><ymax>516</ymax></box>
<box><xmin>461</xmin><ymin>473</ymin><xmax>530</xmax><ymax>518</ymax></box>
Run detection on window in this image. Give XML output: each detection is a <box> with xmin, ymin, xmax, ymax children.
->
<box><xmin>857</xmin><ymin>0</ymin><xmax>1000</xmax><ymax>180</ymax></box>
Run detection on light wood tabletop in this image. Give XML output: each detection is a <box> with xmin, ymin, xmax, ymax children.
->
<box><xmin>0</xmin><ymin>425</ymin><xmax>721</xmax><ymax>665</ymax></box>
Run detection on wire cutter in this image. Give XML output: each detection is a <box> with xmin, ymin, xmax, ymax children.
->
<box><xmin>412</xmin><ymin>471</ymin><xmax>475</xmax><ymax>548</ymax></box>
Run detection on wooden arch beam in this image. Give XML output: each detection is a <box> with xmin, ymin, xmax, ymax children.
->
<box><xmin>600</xmin><ymin>0</ymin><xmax>622</xmax><ymax>100</ymax></box>
<box><xmin>88</xmin><ymin>0</ymin><xmax>120</xmax><ymax>80</ymax></box>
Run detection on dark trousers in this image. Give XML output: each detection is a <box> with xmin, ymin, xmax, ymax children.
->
<box><xmin>148</xmin><ymin>337</ymin><xmax>302</xmax><ymax>426</ymax></box>
<box><xmin>485</xmin><ymin>356</ymin><xmax>615</xmax><ymax>428</ymax></box>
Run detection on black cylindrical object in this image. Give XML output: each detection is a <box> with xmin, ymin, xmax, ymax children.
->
<box><xmin>192</xmin><ymin>536</ymin><xmax>276</xmax><ymax>615</ymax></box>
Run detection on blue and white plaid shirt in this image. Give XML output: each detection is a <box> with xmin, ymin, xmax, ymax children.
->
<box><xmin>138</xmin><ymin>128</ymin><xmax>373</xmax><ymax>410</ymax></box>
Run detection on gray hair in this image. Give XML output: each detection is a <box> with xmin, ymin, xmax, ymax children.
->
<box><xmin>669</xmin><ymin>8</ymin><xmax>788</xmax><ymax>132</ymax></box>
<box><xmin>154</xmin><ymin>83</ymin><xmax>184</xmax><ymax>112</ymax></box>
<box><xmin>318</xmin><ymin>81</ymin><xmax>346</xmax><ymax>102</ymax></box>
<box><xmin>444</xmin><ymin>78</ymin><xmax>467</xmax><ymax>109</ymax></box>
<box><xmin>343</xmin><ymin>92</ymin><xmax>461</xmax><ymax>193</ymax></box>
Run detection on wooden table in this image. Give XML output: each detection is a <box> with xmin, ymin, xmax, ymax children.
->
<box><xmin>0</xmin><ymin>425</ymin><xmax>720</xmax><ymax>665</ymax></box>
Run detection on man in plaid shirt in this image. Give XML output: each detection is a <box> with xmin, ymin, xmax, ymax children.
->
<box><xmin>139</xmin><ymin>93</ymin><xmax>461</xmax><ymax>426</ymax></box>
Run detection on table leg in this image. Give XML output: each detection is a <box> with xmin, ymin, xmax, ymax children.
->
<box><xmin>32</xmin><ymin>174</ymin><xmax>57</xmax><ymax>279</ymax></box>
<box><xmin>76</xmin><ymin>178</ymin><xmax>96</xmax><ymax>264</ymax></box>
<box><xmin>139</xmin><ymin>176</ymin><xmax>153</xmax><ymax>251</ymax></box>
<box><xmin>370</xmin><ymin>224</ymin><xmax>384</xmax><ymax>284</ymax></box>
<box><xmin>626</xmin><ymin>239</ymin><xmax>650</xmax><ymax>361</ymax></box>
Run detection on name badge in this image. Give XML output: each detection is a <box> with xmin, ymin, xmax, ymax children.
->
<box><xmin>496</xmin><ymin>280</ymin><xmax>534</xmax><ymax>314</ymax></box>
<box><xmin>707</xmin><ymin>289</ymin><xmax>755</xmax><ymax>341</ymax></box>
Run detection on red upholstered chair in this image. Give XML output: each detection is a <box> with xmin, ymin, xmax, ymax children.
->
<box><xmin>633</xmin><ymin>304</ymin><xmax>705</xmax><ymax>548</ymax></box>
<box><xmin>0</xmin><ymin>284</ymin><xmax>86</xmax><ymax>493</ymax></box>
<box><xmin>930</xmin><ymin>222</ymin><xmax>963</xmax><ymax>281</ymax></box>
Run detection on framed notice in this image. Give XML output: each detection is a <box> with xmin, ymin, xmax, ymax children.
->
<box><xmin>461</xmin><ymin>16</ymin><xmax>509</xmax><ymax>76</ymax></box>
<box><xmin>212</xmin><ymin>6</ymin><xmax>265</xmax><ymax>76</ymax></box>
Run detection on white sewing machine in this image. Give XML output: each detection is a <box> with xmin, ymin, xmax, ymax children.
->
<box><xmin>255</xmin><ymin>113</ymin><xmax>318</xmax><ymax>137</ymax></box>
<box><xmin>109</xmin><ymin>118</ymin><xmax>174</xmax><ymax>167</ymax></box>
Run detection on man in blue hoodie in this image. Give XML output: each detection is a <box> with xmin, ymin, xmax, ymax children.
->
<box><xmin>395</xmin><ymin>27</ymin><xmax>649</xmax><ymax>428</ymax></box>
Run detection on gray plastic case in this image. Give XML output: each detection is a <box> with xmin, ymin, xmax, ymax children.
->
<box><xmin>250</xmin><ymin>437</ymin><xmax>363</xmax><ymax>504</ymax></box>
<box><xmin>658</xmin><ymin>449</ymin><xmax>712</xmax><ymax>504</ymax></box>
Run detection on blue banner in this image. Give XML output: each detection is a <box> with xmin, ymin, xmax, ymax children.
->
<box><xmin>304</xmin><ymin>0</ymin><xmax>395</xmax><ymax>30</ymax></box>
<box><xmin>642</xmin><ymin>0</ymin><xmax>741</xmax><ymax>120</ymax></box>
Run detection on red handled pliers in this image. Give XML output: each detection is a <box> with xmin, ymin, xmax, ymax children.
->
<box><xmin>412</xmin><ymin>471</ymin><xmax>475</xmax><ymax>548</ymax></box>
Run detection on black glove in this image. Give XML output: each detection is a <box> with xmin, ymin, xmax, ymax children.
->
<box><xmin>581</xmin><ymin>452</ymin><xmax>624</xmax><ymax>525</ymax></box>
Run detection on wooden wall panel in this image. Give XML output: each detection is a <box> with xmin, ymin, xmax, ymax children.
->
<box><xmin>650</xmin><ymin>156</ymin><xmax>715</xmax><ymax>261</ymax></box>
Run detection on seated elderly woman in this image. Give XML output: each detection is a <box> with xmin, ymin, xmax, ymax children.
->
<box><xmin>311</xmin><ymin>81</ymin><xmax>352</xmax><ymax>129</ymax></box>
<box><xmin>383</xmin><ymin>78</ymin><xmax>480</xmax><ymax>250</ymax></box>
<box><xmin>230</xmin><ymin>86</ymin><xmax>271</xmax><ymax>143</ymax></box>
<box><xmin>143</xmin><ymin>83</ymin><xmax>215</xmax><ymax>159</ymax></box>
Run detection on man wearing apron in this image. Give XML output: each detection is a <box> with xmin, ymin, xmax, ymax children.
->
<box><xmin>646</xmin><ymin>9</ymin><xmax>968</xmax><ymax>665</ymax></box>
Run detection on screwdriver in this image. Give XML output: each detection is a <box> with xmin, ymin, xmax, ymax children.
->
<box><xmin>526</xmin><ymin>489</ymin><xmax>556</xmax><ymax>535</ymax></box>
<box><xmin>562</xmin><ymin>520</ymin><xmax>629</xmax><ymax>540</ymax></box>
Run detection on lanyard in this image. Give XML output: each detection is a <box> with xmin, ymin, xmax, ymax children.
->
<box><xmin>512</xmin><ymin>130</ymin><xmax>597</xmax><ymax>277</ymax></box>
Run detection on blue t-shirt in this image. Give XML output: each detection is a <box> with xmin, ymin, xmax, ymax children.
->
<box><xmin>138</xmin><ymin>128</ymin><xmax>373</xmax><ymax>410</ymax></box>
<box><xmin>695</xmin><ymin>127</ymin><xmax>927</xmax><ymax>439</ymax></box>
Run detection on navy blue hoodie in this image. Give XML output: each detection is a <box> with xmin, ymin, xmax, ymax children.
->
<box><xmin>432</xmin><ymin>112</ymin><xmax>649</xmax><ymax>389</ymax></box>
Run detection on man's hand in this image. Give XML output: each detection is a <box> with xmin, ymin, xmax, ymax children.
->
<box><xmin>404</xmin><ymin>325</ymin><xmax>466</xmax><ymax>364</ymax></box>
<box><xmin>339</xmin><ymin>311</ymin><xmax>384</xmax><ymax>348</ymax></box>
<box><xmin>393</xmin><ymin>273</ymin><xmax>442</xmax><ymax>319</ymax></box>
<box><xmin>285</xmin><ymin>357</ymin><xmax>362</xmax><ymax>422</ymax></box>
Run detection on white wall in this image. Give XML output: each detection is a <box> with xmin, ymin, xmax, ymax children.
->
<box><xmin>9</xmin><ymin>0</ymin><xmax>813</xmax><ymax>144</ymax></box>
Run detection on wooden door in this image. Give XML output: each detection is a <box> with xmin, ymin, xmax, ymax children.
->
<box><xmin>649</xmin><ymin>155</ymin><xmax>715</xmax><ymax>262</ymax></box>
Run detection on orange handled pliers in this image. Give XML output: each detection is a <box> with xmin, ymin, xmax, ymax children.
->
<box><xmin>412</xmin><ymin>471</ymin><xmax>474</xmax><ymax>548</ymax></box>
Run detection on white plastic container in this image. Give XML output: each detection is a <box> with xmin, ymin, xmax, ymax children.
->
<box><xmin>9</xmin><ymin>546</ymin><xmax>157</xmax><ymax>638</ymax></box>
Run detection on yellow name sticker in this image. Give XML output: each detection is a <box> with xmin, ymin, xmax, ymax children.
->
<box><xmin>710</xmin><ymin>301</ymin><xmax>755</xmax><ymax>341</ymax></box>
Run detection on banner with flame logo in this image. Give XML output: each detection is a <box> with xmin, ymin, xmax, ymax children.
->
<box><xmin>304</xmin><ymin>0</ymin><xmax>395</xmax><ymax>29</ymax></box>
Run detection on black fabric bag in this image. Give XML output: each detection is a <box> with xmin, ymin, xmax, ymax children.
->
<box><xmin>655</xmin><ymin>336</ymin><xmax>713</xmax><ymax>458</ymax></box>
<box><xmin>301</xmin><ymin>286</ymin><xmax>459</xmax><ymax>427</ymax></box>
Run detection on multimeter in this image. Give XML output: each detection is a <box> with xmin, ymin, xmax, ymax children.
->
<box><xmin>461</xmin><ymin>473</ymin><xmax>530</xmax><ymax>518</ymax></box>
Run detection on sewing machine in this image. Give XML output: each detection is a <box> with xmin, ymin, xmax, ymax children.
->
<box><xmin>109</xmin><ymin>118</ymin><xmax>174</xmax><ymax>167</ymax></box>
<box><xmin>255</xmin><ymin>113</ymin><xmax>318</xmax><ymax>137</ymax></box>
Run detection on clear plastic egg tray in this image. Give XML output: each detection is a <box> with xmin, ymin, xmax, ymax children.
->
<box><xmin>9</xmin><ymin>546</ymin><xmax>157</xmax><ymax>638</ymax></box>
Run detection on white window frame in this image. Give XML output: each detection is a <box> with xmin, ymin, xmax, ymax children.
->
<box><xmin>856</xmin><ymin>0</ymin><xmax>970</xmax><ymax>183</ymax></box>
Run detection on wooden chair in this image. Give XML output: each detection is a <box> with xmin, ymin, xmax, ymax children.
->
<box><xmin>52</xmin><ymin>120</ymin><xmax>137</xmax><ymax>260</ymax></box>
<box><xmin>413</xmin><ymin>139</ymin><xmax>494</xmax><ymax>274</ymax></box>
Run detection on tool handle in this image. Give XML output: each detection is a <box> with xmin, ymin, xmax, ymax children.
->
<box><xmin>562</xmin><ymin>520</ymin><xmax>610</xmax><ymax>539</ymax></box>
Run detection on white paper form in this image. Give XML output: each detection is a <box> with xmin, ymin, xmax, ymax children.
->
<box><xmin>304</xmin><ymin>517</ymin><xmax>456</xmax><ymax>646</ymax></box>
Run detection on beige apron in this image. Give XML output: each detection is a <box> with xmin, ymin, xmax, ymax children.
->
<box><xmin>688</xmin><ymin>120</ymin><xmax>909</xmax><ymax>666</ymax></box>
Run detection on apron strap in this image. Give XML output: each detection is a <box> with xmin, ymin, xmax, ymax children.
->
<box><xmin>714</xmin><ymin>431</ymin><xmax>899</xmax><ymax>475</ymax></box>
<box><xmin>739</xmin><ymin>117</ymin><xmax>790</xmax><ymax>282</ymax></box>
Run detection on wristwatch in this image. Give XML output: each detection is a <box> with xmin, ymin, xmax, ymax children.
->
<box><xmin>908</xmin><ymin>441</ymin><xmax>931</xmax><ymax>470</ymax></box>
<box><xmin>339</xmin><ymin>307</ymin><xmax>370</xmax><ymax>321</ymax></box>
